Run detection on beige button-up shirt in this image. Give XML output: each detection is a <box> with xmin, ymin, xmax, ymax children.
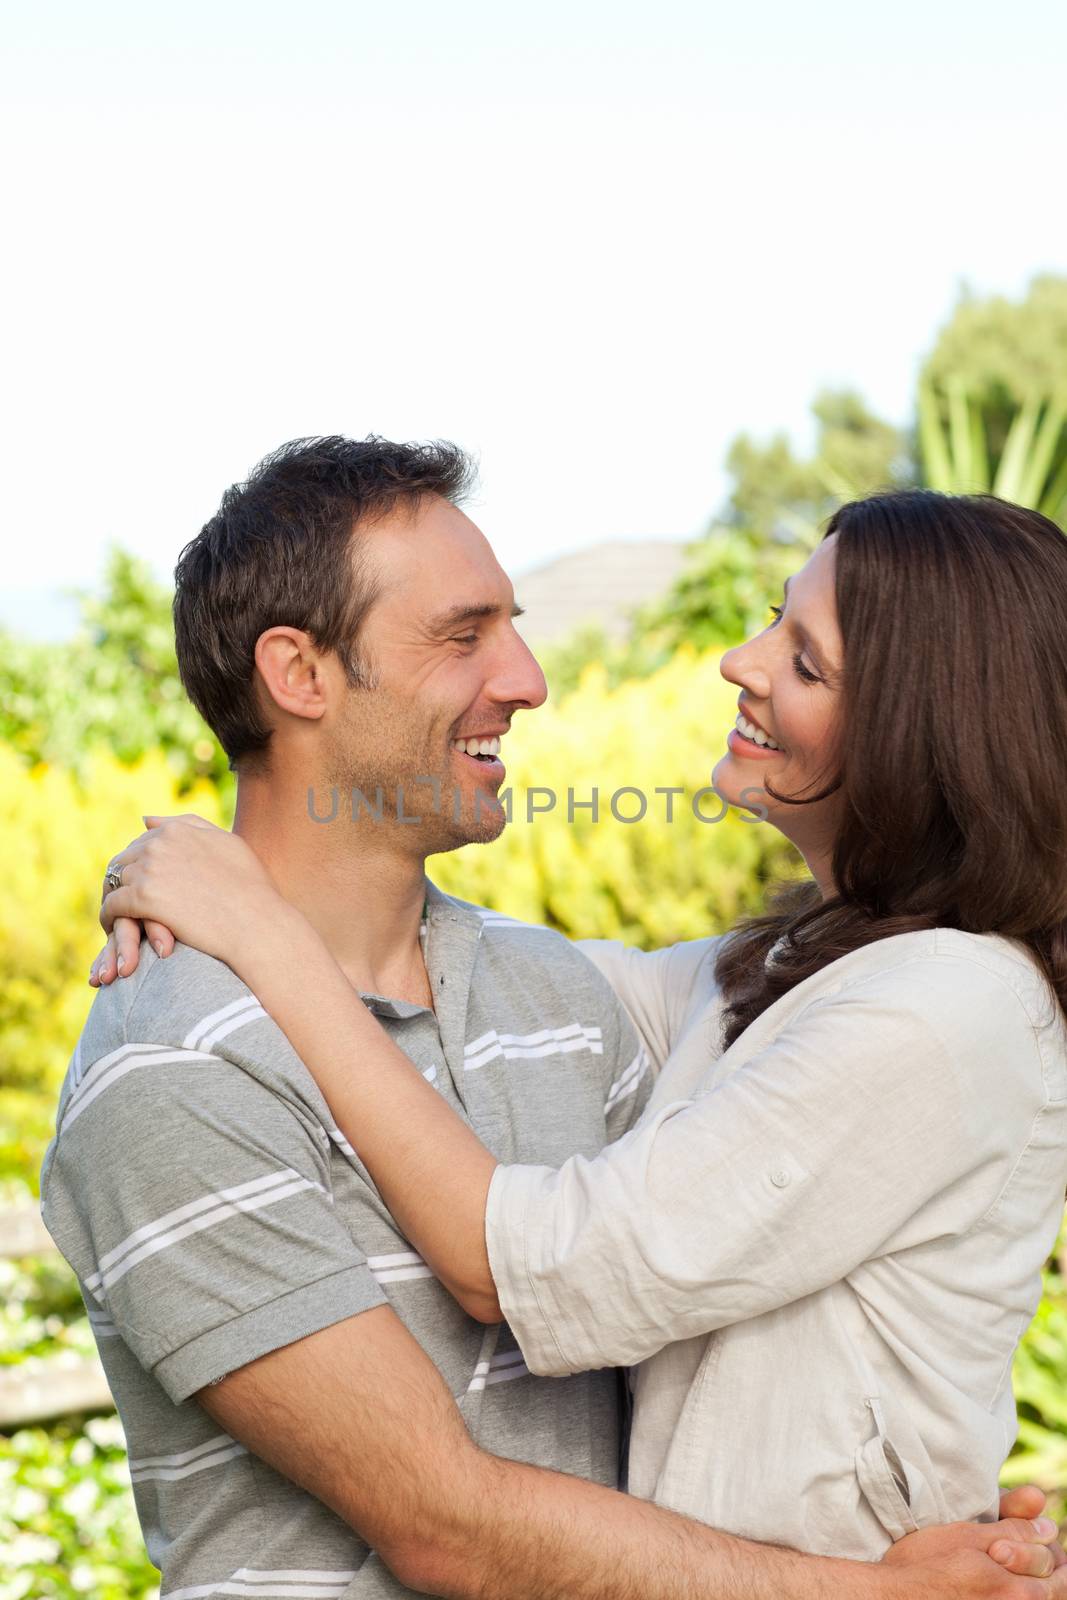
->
<box><xmin>485</xmin><ymin>929</ymin><xmax>1067</xmax><ymax>1558</ymax></box>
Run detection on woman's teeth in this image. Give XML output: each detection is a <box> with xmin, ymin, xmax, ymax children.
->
<box><xmin>451</xmin><ymin>736</ymin><xmax>502</xmax><ymax>759</ymax></box>
<box><xmin>735</xmin><ymin>714</ymin><xmax>780</xmax><ymax>751</ymax></box>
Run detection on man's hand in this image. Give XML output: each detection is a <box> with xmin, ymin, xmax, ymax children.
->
<box><xmin>885</xmin><ymin>1507</ymin><xmax>1063</xmax><ymax>1587</ymax></box>
<box><xmin>992</xmin><ymin>1488</ymin><xmax>1067</xmax><ymax>1574</ymax></box>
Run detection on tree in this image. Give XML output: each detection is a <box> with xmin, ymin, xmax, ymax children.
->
<box><xmin>724</xmin><ymin>389</ymin><xmax>912</xmax><ymax>550</ymax></box>
<box><xmin>621</xmin><ymin>389</ymin><xmax>911</xmax><ymax>668</ymax></box>
<box><xmin>923</xmin><ymin>275</ymin><xmax>1067</xmax><ymax>405</ymax></box>
<box><xmin>0</xmin><ymin>548</ymin><xmax>229</xmax><ymax>790</ymax></box>
<box><xmin>632</xmin><ymin>278</ymin><xmax>1067</xmax><ymax>676</ymax></box>
<box><xmin>917</xmin><ymin>276</ymin><xmax>1067</xmax><ymax>523</ymax></box>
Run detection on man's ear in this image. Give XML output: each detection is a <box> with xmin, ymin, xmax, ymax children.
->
<box><xmin>253</xmin><ymin>627</ymin><xmax>329</xmax><ymax>724</ymax></box>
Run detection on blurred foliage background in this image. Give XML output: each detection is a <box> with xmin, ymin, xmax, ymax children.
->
<box><xmin>3</xmin><ymin>277</ymin><xmax>1067</xmax><ymax>1598</ymax></box>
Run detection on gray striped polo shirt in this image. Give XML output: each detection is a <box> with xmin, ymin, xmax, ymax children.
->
<box><xmin>40</xmin><ymin>881</ymin><xmax>652</xmax><ymax>1600</ymax></box>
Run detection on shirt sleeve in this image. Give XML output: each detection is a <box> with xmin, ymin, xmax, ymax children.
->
<box><xmin>41</xmin><ymin>1046</ymin><xmax>387</xmax><ymax>1404</ymax></box>
<box><xmin>579</xmin><ymin>940</ymin><xmax>655</xmax><ymax>1145</ymax></box>
<box><xmin>485</xmin><ymin>954</ymin><xmax>1045</xmax><ymax>1376</ymax></box>
<box><xmin>577</xmin><ymin>937</ymin><xmax>724</xmax><ymax>1071</ymax></box>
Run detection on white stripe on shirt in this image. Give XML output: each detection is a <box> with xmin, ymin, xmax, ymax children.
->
<box><xmin>65</xmin><ymin>1045</ymin><xmax>220</xmax><ymax>1128</ymax></box>
<box><xmin>466</xmin><ymin>1348</ymin><xmax>530</xmax><ymax>1393</ymax></box>
<box><xmin>86</xmin><ymin>1169</ymin><xmax>325</xmax><ymax>1296</ymax></box>
<box><xmin>474</xmin><ymin>909</ymin><xmax>554</xmax><ymax>932</ymax></box>
<box><xmin>367</xmin><ymin>1250</ymin><xmax>434</xmax><ymax>1285</ymax></box>
<box><xmin>605</xmin><ymin>1045</ymin><xmax>651</xmax><ymax>1112</ymax></box>
<box><xmin>182</xmin><ymin>994</ymin><xmax>262</xmax><ymax>1051</ymax></box>
<box><xmin>464</xmin><ymin>1023</ymin><xmax>603</xmax><ymax>1072</ymax></box>
<box><xmin>130</xmin><ymin>1434</ymin><xmax>249</xmax><ymax>1483</ymax></box>
<box><xmin>163</xmin><ymin>1569</ymin><xmax>357</xmax><ymax>1600</ymax></box>
<box><xmin>198</xmin><ymin>1005</ymin><xmax>269</xmax><ymax>1052</ymax></box>
<box><xmin>183</xmin><ymin>997</ymin><xmax>269</xmax><ymax>1053</ymax></box>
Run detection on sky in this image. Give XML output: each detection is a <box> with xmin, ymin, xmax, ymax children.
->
<box><xmin>1</xmin><ymin>0</ymin><xmax>1065</xmax><ymax>637</ymax></box>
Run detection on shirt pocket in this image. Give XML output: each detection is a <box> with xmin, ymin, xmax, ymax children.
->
<box><xmin>855</xmin><ymin>1396</ymin><xmax>940</xmax><ymax>1542</ymax></box>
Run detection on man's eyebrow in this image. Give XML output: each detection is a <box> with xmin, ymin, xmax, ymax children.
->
<box><xmin>426</xmin><ymin>601</ymin><xmax>524</xmax><ymax>632</ymax></box>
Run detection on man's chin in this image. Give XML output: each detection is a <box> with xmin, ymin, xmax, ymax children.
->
<box><xmin>458</xmin><ymin>785</ymin><xmax>508</xmax><ymax>845</ymax></box>
<box><xmin>420</xmin><ymin>782</ymin><xmax>508</xmax><ymax>854</ymax></box>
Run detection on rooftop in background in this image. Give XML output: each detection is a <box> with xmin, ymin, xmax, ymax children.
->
<box><xmin>513</xmin><ymin>540</ymin><xmax>690</xmax><ymax>649</ymax></box>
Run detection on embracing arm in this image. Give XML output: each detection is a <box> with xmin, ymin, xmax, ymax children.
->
<box><xmin>239</xmin><ymin>901</ymin><xmax>506</xmax><ymax>1321</ymax></box>
<box><xmin>94</xmin><ymin>822</ymin><xmax>513</xmax><ymax>1321</ymax></box>
<box><xmin>91</xmin><ymin>822</ymin><xmax>1041</xmax><ymax>1367</ymax></box>
<box><xmin>243</xmin><ymin>915</ymin><xmax>1041</xmax><ymax>1382</ymax></box>
<box><xmin>87</xmin><ymin>823</ymin><xmax>1067</xmax><ymax>1588</ymax></box>
<box><xmin>198</xmin><ymin>1303</ymin><xmax>1062</xmax><ymax>1600</ymax></box>
<box><xmin>483</xmin><ymin>953</ymin><xmax>1044</xmax><ymax>1371</ymax></box>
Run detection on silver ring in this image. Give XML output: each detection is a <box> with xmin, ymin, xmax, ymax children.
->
<box><xmin>105</xmin><ymin>866</ymin><xmax>124</xmax><ymax>892</ymax></box>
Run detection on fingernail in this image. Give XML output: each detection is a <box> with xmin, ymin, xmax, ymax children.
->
<box><xmin>153</xmin><ymin>940</ymin><xmax>165</xmax><ymax>958</ymax></box>
<box><xmin>117</xmin><ymin>955</ymin><xmax>125</xmax><ymax>974</ymax></box>
<box><xmin>1034</xmin><ymin>1516</ymin><xmax>1057</xmax><ymax>1538</ymax></box>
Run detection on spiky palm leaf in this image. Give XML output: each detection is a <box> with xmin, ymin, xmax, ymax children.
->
<box><xmin>918</xmin><ymin>379</ymin><xmax>1067</xmax><ymax>527</ymax></box>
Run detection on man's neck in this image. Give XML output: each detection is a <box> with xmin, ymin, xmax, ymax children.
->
<box><xmin>232</xmin><ymin>771</ymin><xmax>432</xmax><ymax>1004</ymax></box>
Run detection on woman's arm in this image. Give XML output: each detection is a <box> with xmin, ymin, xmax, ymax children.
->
<box><xmin>483</xmin><ymin>954</ymin><xmax>1048</xmax><ymax>1375</ymax></box>
<box><xmin>99</xmin><ymin>820</ymin><xmax>1047</xmax><ymax>1378</ymax></box>
<box><xmin>244</xmin><ymin>901</ymin><xmax>505</xmax><ymax>1320</ymax></box>
<box><xmin>98</xmin><ymin>817</ymin><xmax>508</xmax><ymax>1319</ymax></box>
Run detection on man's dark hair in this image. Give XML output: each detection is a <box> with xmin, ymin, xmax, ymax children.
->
<box><xmin>173</xmin><ymin>435</ymin><xmax>475</xmax><ymax>771</ymax></box>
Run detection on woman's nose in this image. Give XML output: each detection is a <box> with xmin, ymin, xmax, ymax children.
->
<box><xmin>720</xmin><ymin>638</ymin><xmax>771</xmax><ymax>700</ymax></box>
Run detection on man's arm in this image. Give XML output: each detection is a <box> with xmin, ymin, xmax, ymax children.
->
<box><xmin>198</xmin><ymin>1301</ymin><xmax>1058</xmax><ymax>1600</ymax></box>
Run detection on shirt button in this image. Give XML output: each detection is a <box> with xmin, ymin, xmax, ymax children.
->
<box><xmin>770</xmin><ymin>1169</ymin><xmax>791</xmax><ymax>1188</ymax></box>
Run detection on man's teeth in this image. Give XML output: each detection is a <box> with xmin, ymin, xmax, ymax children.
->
<box><xmin>735</xmin><ymin>714</ymin><xmax>780</xmax><ymax>751</ymax></box>
<box><xmin>451</xmin><ymin>736</ymin><xmax>502</xmax><ymax>757</ymax></box>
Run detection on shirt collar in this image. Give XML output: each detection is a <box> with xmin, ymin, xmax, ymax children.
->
<box><xmin>356</xmin><ymin>878</ymin><xmax>485</xmax><ymax>1019</ymax></box>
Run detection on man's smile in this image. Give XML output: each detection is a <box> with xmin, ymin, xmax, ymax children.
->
<box><xmin>450</xmin><ymin>732</ymin><xmax>506</xmax><ymax>777</ymax></box>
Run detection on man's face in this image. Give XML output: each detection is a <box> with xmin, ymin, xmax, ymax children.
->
<box><xmin>321</xmin><ymin>494</ymin><xmax>547</xmax><ymax>853</ymax></box>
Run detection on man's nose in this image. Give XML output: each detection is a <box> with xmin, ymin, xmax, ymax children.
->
<box><xmin>489</xmin><ymin>629</ymin><xmax>548</xmax><ymax>711</ymax></box>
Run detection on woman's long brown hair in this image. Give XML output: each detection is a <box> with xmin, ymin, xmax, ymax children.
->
<box><xmin>714</xmin><ymin>489</ymin><xmax>1067</xmax><ymax>1048</ymax></box>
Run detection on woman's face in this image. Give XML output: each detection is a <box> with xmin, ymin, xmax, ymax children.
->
<box><xmin>712</xmin><ymin>534</ymin><xmax>844</xmax><ymax>885</ymax></box>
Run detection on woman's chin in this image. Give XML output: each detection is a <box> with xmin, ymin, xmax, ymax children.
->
<box><xmin>712</xmin><ymin>753</ymin><xmax>774</xmax><ymax>822</ymax></box>
<box><xmin>711</xmin><ymin>751</ymin><xmax>744</xmax><ymax>806</ymax></box>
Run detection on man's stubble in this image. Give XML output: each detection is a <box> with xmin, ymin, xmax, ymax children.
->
<box><xmin>320</xmin><ymin>684</ymin><xmax>506</xmax><ymax>856</ymax></box>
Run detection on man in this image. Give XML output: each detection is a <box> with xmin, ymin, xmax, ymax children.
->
<box><xmin>41</xmin><ymin>437</ymin><xmax>1062</xmax><ymax>1599</ymax></box>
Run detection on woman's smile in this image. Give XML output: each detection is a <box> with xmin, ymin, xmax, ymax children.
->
<box><xmin>727</xmin><ymin>708</ymin><xmax>784</xmax><ymax>758</ymax></box>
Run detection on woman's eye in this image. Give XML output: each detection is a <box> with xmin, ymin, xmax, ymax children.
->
<box><xmin>769</xmin><ymin>602</ymin><xmax>819</xmax><ymax>681</ymax></box>
<box><xmin>793</xmin><ymin>653</ymin><xmax>820</xmax><ymax>684</ymax></box>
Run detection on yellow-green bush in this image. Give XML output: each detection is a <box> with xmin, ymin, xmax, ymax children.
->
<box><xmin>431</xmin><ymin>647</ymin><xmax>801</xmax><ymax>940</ymax></box>
<box><xmin>1</xmin><ymin>639</ymin><xmax>1067</xmax><ymax>1575</ymax></box>
<box><xmin>0</xmin><ymin>746</ymin><xmax>226</xmax><ymax>1187</ymax></box>
<box><xmin>0</xmin><ymin>649</ymin><xmax>796</xmax><ymax>1184</ymax></box>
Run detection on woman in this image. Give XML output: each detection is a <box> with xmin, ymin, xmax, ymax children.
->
<box><xmin>92</xmin><ymin>489</ymin><xmax>1067</xmax><ymax>1561</ymax></box>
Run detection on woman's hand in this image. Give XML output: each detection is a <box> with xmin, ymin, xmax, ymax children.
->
<box><xmin>90</xmin><ymin>815</ymin><xmax>282</xmax><ymax>982</ymax></box>
<box><xmin>90</xmin><ymin>906</ymin><xmax>174</xmax><ymax>986</ymax></box>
